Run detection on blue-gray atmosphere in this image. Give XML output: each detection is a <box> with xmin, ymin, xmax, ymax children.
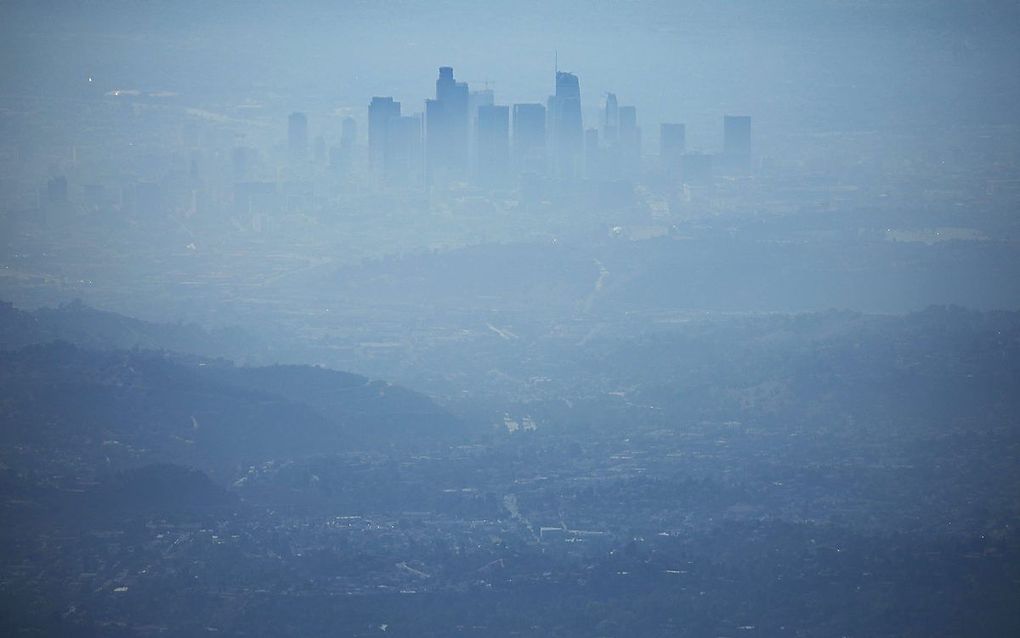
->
<box><xmin>2</xmin><ymin>1</ymin><xmax>1019</xmax><ymax>636</ymax></box>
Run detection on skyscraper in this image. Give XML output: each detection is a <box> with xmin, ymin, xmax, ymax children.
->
<box><xmin>368</xmin><ymin>97</ymin><xmax>401</xmax><ymax>173</ymax></box>
<box><xmin>469</xmin><ymin>88</ymin><xmax>495</xmax><ymax>174</ymax></box>
<box><xmin>548</xmin><ymin>71</ymin><xmax>583</xmax><ymax>179</ymax></box>
<box><xmin>469</xmin><ymin>89</ymin><xmax>495</xmax><ymax>117</ymax></box>
<box><xmin>618</xmin><ymin>105</ymin><xmax>641</xmax><ymax>179</ymax></box>
<box><xmin>469</xmin><ymin>88</ymin><xmax>494</xmax><ymax>141</ymax></box>
<box><xmin>602</xmin><ymin>93</ymin><xmax>619</xmax><ymax>145</ymax></box>
<box><xmin>475</xmin><ymin>104</ymin><xmax>509</xmax><ymax>186</ymax></box>
<box><xmin>288</xmin><ymin>112</ymin><xmax>308</xmax><ymax>162</ymax></box>
<box><xmin>426</xmin><ymin>66</ymin><xmax>470</xmax><ymax>182</ymax></box>
<box><xmin>618</xmin><ymin>106</ymin><xmax>636</xmax><ymax>135</ymax></box>
<box><xmin>384</xmin><ymin>115</ymin><xmax>423</xmax><ymax>185</ymax></box>
<box><xmin>512</xmin><ymin>103</ymin><xmax>546</xmax><ymax>176</ymax></box>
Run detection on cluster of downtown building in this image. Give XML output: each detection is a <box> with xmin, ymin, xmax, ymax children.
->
<box><xmin>361</xmin><ymin>66</ymin><xmax>752</xmax><ymax>190</ymax></box>
<box><xmin>18</xmin><ymin>65</ymin><xmax>752</xmax><ymax>229</ymax></box>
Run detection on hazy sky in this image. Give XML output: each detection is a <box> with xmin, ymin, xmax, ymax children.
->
<box><xmin>2</xmin><ymin>1</ymin><xmax>1019</xmax><ymax>149</ymax></box>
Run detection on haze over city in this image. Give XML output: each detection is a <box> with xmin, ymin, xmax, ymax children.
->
<box><xmin>1</xmin><ymin>1</ymin><xmax>1019</xmax><ymax>636</ymax></box>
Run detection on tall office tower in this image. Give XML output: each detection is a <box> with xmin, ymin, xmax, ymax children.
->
<box><xmin>368</xmin><ymin>97</ymin><xmax>401</xmax><ymax>173</ymax></box>
<box><xmin>288</xmin><ymin>112</ymin><xmax>308</xmax><ymax>161</ymax></box>
<box><xmin>447</xmin><ymin>73</ymin><xmax>470</xmax><ymax>173</ymax></box>
<box><xmin>722</xmin><ymin>115</ymin><xmax>751</xmax><ymax>173</ymax></box>
<box><xmin>436</xmin><ymin>65</ymin><xmax>456</xmax><ymax>100</ymax></box>
<box><xmin>618</xmin><ymin>106</ymin><xmax>637</xmax><ymax>138</ymax></box>
<box><xmin>426</xmin><ymin>66</ymin><xmax>470</xmax><ymax>182</ymax></box>
<box><xmin>469</xmin><ymin>88</ymin><xmax>494</xmax><ymax>137</ymax></box>
<box><xmin>424</xmin><ymin>98</ymin><xmax>442</xmax><ymax>178</ymax></box>
<box><xmin>469</xmin><ymin>89</ymin><xmax>495</xmax><ymax>116</ymax></box>
<box><xmin>384</xmin><ymin>115</ymin><xmax>423</xmax><ymax>185</ymax></box>
<box><xmin>475</xmin><ymin>104</ymin><xmax>509</xmax><ymax>186</ymax></box>
<box><xmin>602</xmin><ymin>93</ymin><xmax>619</xmax><ymax>144</ymax></box>
<box><xmin>468</xmin><ymin>88</ymin><xmax>495</xmax><ymax>169</ymax></box>
<box><xmin>512</xmin><ymin>103</ymin><xmax>546</xmax><ymax>175</ymax></box>
<box><xmin>660</xmin><ymin>123</ymin><xmax>686</xmax><ymax>176</ymax></box>
<box><xmin>548</xmin><ymin>71</ymin><xmax>583</xmax><ymax>179</ymax></box>
<box><xmin>618</xmin><ymin>105</ymin><xmax>641</xmax><ymax>178</ymax></box>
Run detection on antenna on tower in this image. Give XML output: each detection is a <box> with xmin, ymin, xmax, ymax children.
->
<box><xmin>555</xmin><ymin>50</ymin><xmax>558</xmax><ymax>75</ymax></box>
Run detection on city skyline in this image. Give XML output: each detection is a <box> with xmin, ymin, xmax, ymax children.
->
<box><xmin>352</xmin><ymin>65</ymin><xmax>750</xmax><ymax>187</ymax></box>
<box><xmin>2</xmin><ymin>3</ymin><xmax>1018</xmax><ymax>633</ymax></box>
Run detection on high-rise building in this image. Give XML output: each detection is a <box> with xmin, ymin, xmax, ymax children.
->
<box><xmin>660</xmin><ymin>123</ymin><xmax>686</xmax><ymax>176</ymax></box>
<box><xmin>469</xmin><ymin>89</ymin><xmax>495</xmax><ymax>117</ymax></box>
<box><xmin>469</xmin><ymin>88</ymin><xmax>494</xmax><ymax>139</ymax></box>
<box><xmin>602</xmin><ymin>93</ymin><xmax>619</xmax><ymax>144</ymax></box>
<box><xmin>288</xmin><ymin>112</ymin><xmax>308</xmax><ymax>161</ymax></box>
<box><xmin>426</xmin><ymin>66</ymin><xmax>470</xmax><ymax>182</ymax></box>
<box><xmin>512</xmin><ymin>103</ymin><xmax>546</xmax><ymax>176</ymax></box>
<box><xmin>722</xmin><ymin>115</ymin><xmax>751</xmax><ymax>173</ymax></box>
<box><xmin>436</xmin><ymin>66</ymin><xmax>456</xmax><ymax>101</ymax></box>
<box><xmin>475</xmin><ymin>104</ymin><xmax>509</xmax><ymax>186</ymax></box>
<box><xmin>384</xmin><ymin>115</ymin><xmax>423</xmax><ymax>185</ymax></box>
<box><xmin>548</xmin><ymin>71</ymin><xmax>583</xmax><ymax>179</ymax></box>
<box><xmin>424</xmin><ymin>98</ymin><xmax>441</xmax><ymax>160</ymax></box>
<box><xmin>469</xmin><ymin>88</ymin><xmax>495</xmax><ymax>172</ymax></box>
<box><xmin>368</xmin><ymin>97</ymin><xmax>401</xmax><ymax>173</ymax></box>
<box><xmin>618</xmin><ymin>106</ymin><xmax>636</xmax><ymax>135</ymax></box>
<box><xmin>618</xmin><ymin>105</ymin><xmax>641</xmax><ymax>178</ymax></box>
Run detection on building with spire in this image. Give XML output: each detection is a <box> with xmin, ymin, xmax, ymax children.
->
<box><xmin>547</xmin><ymin>71</ymin><xmax>583</xmax><ymax>179</ymax></box>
